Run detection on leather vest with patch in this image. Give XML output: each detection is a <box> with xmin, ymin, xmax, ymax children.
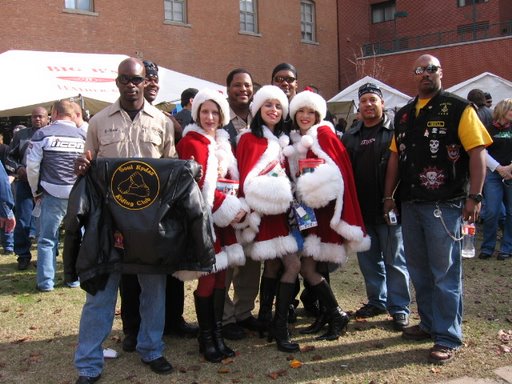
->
<box><xmin>394</xmin><ymin>91</ymin><xmax>470</xmax><ymax>202</ymax></box>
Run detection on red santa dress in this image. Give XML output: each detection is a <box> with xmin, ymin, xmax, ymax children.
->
<box><xmin>283</xmin><ymin>122</ymin><xmax>370</xmax><ymax>265</ymax></box>
<box><xmin>175</xmin><ymin>124</ymin><xmax>245</xmax><ymax>280</ymax></box>
<box><xmin>235</xmin><ymin>126</ymin><xmax>298</xmax><ymax>261</ymax></box>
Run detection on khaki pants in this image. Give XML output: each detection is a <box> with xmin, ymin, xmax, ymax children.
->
<box><xmin>223</xmin><ymin>258</ymin><xmax>261</xmax><ymax>325</ymax></box>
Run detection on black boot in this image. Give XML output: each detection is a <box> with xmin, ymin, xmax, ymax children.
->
<box><xmin>310</xmin><ymin>280</ymin><xmax>349</xmax><ymax>341</ymax></box>
<box><xmin>268</xmin><ymin>282</ymin><xmax>300</xmax><ymax>353</ymax></box>
<box><xmin>212</xmin><ymin>288</ymin><xmax>235</xmax><ymax>358</ymax></box>
<box><xmin>257</xmin><ymin>277</ymin><xmax>278</xmax><ymax>338</ymax></box>
<box><xmin>299</xmin><ymin>304</ymin><xmax>328</xmax><ymax>334</ymax></box>
<box><xmin>194</xmin><ymin>292</ymin><xmax>224</xmax><ymax>363</ymax></box>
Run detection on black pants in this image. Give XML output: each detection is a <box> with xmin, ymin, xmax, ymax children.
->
<box><xmin>120</xmin><ymin>274</ymin><xmax>185</xmax><ymax>336</ymax></box>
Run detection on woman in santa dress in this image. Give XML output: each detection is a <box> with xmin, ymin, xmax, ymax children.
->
<box><xmin>176</xmin><ymin>89</ymin><xmax>246</xmax><ymax>363</ymax></box>
<box><xmin>235</xmin><ymin>85</ymin><xmax>300</xmax><ymax>352</ymax></box>
<box><xmin>284</xmin><ymin>90</ymin><xmax>371</xmax><ymax>341</ymax></box>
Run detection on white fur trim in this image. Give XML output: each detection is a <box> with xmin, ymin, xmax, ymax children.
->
<box><xmin>347</xmin><ymin>234</ymin><xmax>371</xmax><ymax>252</ymax></box>
<box><xmin>289</xmin><ymin>91</ymin><xmax>327</xmax><ymax>122</ymax></box>
<box><xmin>301</xmin><ymin>135</ymin><xmax>314</xmax><ymax>148</ymax></box>
<box><xmin>302</xmin><ymin>234</ymin><xmax>348</xmax><ymax>265</ymax></box>
<box><xmin>248</xmin><ymin>234</ymin><xmax>298</xmax><ymax>261</ymax></box>
<box><xmin>245</xmin><ymin>173</ymin><xmax>293</xmax><ymax>214</ymax></box>
<box><xmin>211</xmin><ymin>251</ymin><xmax>229</xmax><ymax>273</ymax></box>
<box><xmin>250</xmin><ymin>85</ymin><xmax>289</xmax><ymax>119</ymax></box>
<box><xmin>172</xmin><ymin>270</ymin><xmax>207</xmax><ymax>281</ymax></box>
<box><xmin>330</xmin><ymin>219</ymin><xmax>365</xmax><ymax>243</ymax></box>
<box><xmin>224</xmin><ymin>243</ymin><xmax>246</xmax><ymax>266</ymax></box>
<box><xmin>191</xmin><ymin>88</ymin><xmax>230</xmax><ymax>126</ymax></box>
<box><xmin>215</xmin><ymin>129</ymin><xmax>238</xmax><ymax>179</ymax></box>
<box><xmin>296</xmin><ymin>163</ymin><xmax>343</xmax><ymax>208</ymax></box>
<box><xmin>213</xmin><ymin>194</ymin><xmax>242</xmax><ymax>228</ymax></box>
<box><xmin>279</xmin><ymin>135</ymin><xmax>290</xmax><ymax>148</ymax></box>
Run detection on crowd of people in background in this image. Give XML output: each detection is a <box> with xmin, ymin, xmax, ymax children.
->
<box><xmin>0</xmin><ymin>53</ymin><xmax>509</xmax><ymax>384</ymax></box>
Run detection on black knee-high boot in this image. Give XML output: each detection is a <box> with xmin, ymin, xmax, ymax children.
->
<box><xmin>212</xmin><ymin>288</ymin><xmax>235</xmax><ymax>358</ymax></box>
<box><xmin>194</xmin><ymin>292</ymin><xmax>224</xmax><ymax>363</ymax></box>
<box><xmin>257</xmin><ymin>277</ymin><xmax>278</xmax><ymax>338</ymax></box>
<box><xmin>268</xmin><ymin>282</ymin><xmax>300</xmax><ymax>352</ymax></box>
<box><xmin>310</xmin><ymin>280</ymin><xmax>349</xmax><ymax>341</ymax></box>
<box><xmin>299</xmin><ymin>303</ymin><xmax>328</xmax><ymax>334</ymax></box>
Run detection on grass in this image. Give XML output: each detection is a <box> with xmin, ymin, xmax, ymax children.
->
<box><xmin>0</xmin><ymin>233</ymin><xmax>511</xmax><ymax>384</ymax></box>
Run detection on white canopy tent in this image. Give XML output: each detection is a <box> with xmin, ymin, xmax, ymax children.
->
<box><xmin>328</xmin><ymin>75</ymin><xmax>412</xmax><ymax>113</ymax></box>
<box><xmin>0</xmin><ymin>50</ymin><xmax>226</xmax><ymax>117</ymax></box>
<box><xmin>446</xmin><ymin>72</ymin><xmax>512</xmax><ymax>106</ymax></box>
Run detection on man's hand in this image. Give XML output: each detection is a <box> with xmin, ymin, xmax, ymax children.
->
<box><xmin>0</xmin><ymin>216</ymin><xmax>16</xmax><ymax>233</ymax></box>
<box><xmin>496</xmin><ymin>164</ymin><xmax>512</xmax><ymax>181</ymax></box>
<box><xmin>74</xmin><ymin>150</ymin><xmax>93</xmax><ymax>176</ymax></box>
<box><xmin>231</xmin><ymin>209</ymin><xmax>247</xmax><ymax>225</ymax></box>
<box><xmin>463</xmin><ymin>199</ymin><xmax>480</xmax><ymax>223</ymax></box>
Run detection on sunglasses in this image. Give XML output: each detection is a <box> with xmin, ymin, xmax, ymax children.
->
<box><xmin>274</xmin><ymin>75</ymin><xmax>296</xmax><ymax>84</ymax></box>
<box><xmin>414</xmin><ymin>64</ymin><xmax>441</xmax><ymax>75</ymax></box>
<box><xmin>117</xmin><ymin>75</ymin><xmax>145</xmax><ymax>85</ymax></box>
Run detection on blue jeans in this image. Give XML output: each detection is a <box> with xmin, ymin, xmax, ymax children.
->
<box><xmin>401</xmin><ymin>200</ymin><xmax>463</xmax><ymax>349</ymax></box>
<box><xmin>481</xmin><ymin>171</ymin><xmax>512</xmax><ymax>255</ymax></box>
<box><xmin>36</xmin><ymin>193</ymin><xmax>68</xmax><ymax>290</ymax></box>
<box><xmin>75</xmin><ymin>272</ymin><xmax>166</xmax><ymax>378</ymax></box>
<box><xmin>13</xmin><ymin>180</ymin><xmax>35</xmax><ymax>261</ymax></box>
<box><xmin>356</xmin><ymin>223</ymin><xmax>410</xmax><ymax>315</ymax></box>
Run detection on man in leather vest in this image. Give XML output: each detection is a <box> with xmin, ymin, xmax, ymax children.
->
<box><xmin>383</xmin><ymin>54</ymin><xmax>491</xmax><ymax>365</ymax></box>
<box><xmin>342</xmin><ymin>83</ymin><xmax>411</xmax><ymax>331</ymax></box>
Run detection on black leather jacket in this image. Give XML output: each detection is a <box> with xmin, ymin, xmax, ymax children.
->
<box><xmin>63</xmin><ymin>157</ymin><xmax>215</xmax><ymax>295</ymax></box>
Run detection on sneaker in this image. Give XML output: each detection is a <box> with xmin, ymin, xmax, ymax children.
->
<box><xmin>478</xmin><ymin>252</ymin><xmax>492</xmax><ymax>260</ymax></box>
<box><xmin>36</xmin><ymin>285</ymin><xmax>54</xmax><ymax>293</ymax></box>
<box><xmin>402</xmin><ymin>324</ymin><xmax>431</xmax><ymax>341</ymax></box>
<box><xmin>497</xmin><ymin>252</ymin><xmax>511</xmax><ymax>261</ymax></box>
<box><xmin>66</xmin><ymin>281</ymin><xmax>80</xmax><ymax>288</ymax></box>
<box><xmin>428</xmin><ymin>344</ymin><xmax>456</xmax><ymax>364</ymax></box>
<box><xmin>391</xmin><ymin>313</ymin><xmax>409</xmax><ymax>331</ymax></box>
<box><xmin>355</xmin><ymin>303</ymin><xmax>387</xmax><ymax>318</ymax></box>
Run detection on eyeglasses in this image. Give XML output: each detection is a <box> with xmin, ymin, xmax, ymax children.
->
<box><xmin>145</xmin><ymin>74</ymin><xmax>159</xmax><ymax>83</ymax></box>
<box><xmin>414</xmin><ymin>64</ymin><xmax>441</xmax><ymax>75</ymax></box>
<box><xmin>117</xmin><ymin>75</ymin><xmax>145</xmax><ymax>85</ymax></box>
<box><xmin>273</xmin><ymin>75</ymin><xmax>296</xmax><ymax>84</ymax></box>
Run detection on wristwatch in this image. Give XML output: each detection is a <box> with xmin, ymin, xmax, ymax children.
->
<box><xmin>467</xmin><ymin>193</ymin><xmax>483</xmax><ymax>203</ymax></box>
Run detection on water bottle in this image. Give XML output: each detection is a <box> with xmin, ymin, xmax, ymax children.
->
<box><xmin>461</xmin><ymin>221</ymin><xmax>476</xmax><ymax>258</ymax></box>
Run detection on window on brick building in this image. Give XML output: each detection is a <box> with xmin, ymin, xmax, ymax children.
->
<box><xmin>301</xmin><ymin>0</ymin><xmax>316</xmax><ymax>42</ymax></box>
<box><xmin>64</xmin><ymin>0</ymin><xmax>93</xmax><ymax>11</ymax></box>
<box><xmin>164</xmin><ymin>0</ymin><xmax>187</xmax><ymax>23</ymax></box>
<box><xmin>371</xmin><ymin>1</ymin><xmax>396</xmax><ymax>23</ymax></box>
<box><xmin>240</xmin><ymin>0</ymin><xmax>258</xmax><ymax>33</ymax></box>
<box><xmin>457</xmin><ymin>0</ymin><xmax>488</xmax><ymax>7</ymax></box>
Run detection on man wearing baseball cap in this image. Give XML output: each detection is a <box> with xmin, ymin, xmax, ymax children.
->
<box><xmin>342</xmin><ymin>82</ymin><xmax>411</xmax><ymax>331</ymax></box>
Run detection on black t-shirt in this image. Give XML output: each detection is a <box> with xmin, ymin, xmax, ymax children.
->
<box><xmin>353</xmin><ymin>125</ymin><xmax>380</xmax><ymax>224</ymax></box>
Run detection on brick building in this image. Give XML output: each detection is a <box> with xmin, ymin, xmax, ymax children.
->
<box><xmin>1</xmin><ymin>0</ymin><xmax>339</xmax><ymax>99</ymax></box>
<box><xmin>338</xmin><ymin>0</ymin><xmax>512</xmax><ymax>97</ymax></box>
<box><xmin>1</xmin><ymin>0</ymin><xmax>510</xmax><ymax>102</ymax></box>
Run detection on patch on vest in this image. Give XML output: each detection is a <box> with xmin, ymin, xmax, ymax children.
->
<box><xmin>446</xmin><ymin>144</ymin><xmax>461</xmax><ymax>162</ymax></box>
<box><xmin>419</xmin><ymin>166</ymin><xmax>445</xmax><ymax>190</ymax></box>
<box><xmin>111</xmin><ymin>160</ymin><xmax>160</xmax><ymax>210</ymax></box>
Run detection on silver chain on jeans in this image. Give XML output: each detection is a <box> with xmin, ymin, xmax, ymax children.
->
<box><xmin>433</xmin><ymin>203</ymin><xmax>463</xmax><ymax>241</ymax></box>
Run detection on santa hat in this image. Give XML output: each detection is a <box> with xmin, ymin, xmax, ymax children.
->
<box><xmin>289</xmin><ymin>90</ymin><xmax>327</xmax><ymax>122</ymax></box>
<box><xmin>191</xmin><ymin>88</ymin><xmax>230</xmax><ymax>126</ymax></box>
<box><xmin>250</xmin><ymin>85</ymin><xmax>289</xmax><ymax>119</ymax></box>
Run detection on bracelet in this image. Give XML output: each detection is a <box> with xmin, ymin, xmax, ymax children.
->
<box><xmin>382</xmin><ymin>196</ymin><xmax>394</xmax><ymax>202</ymax></box>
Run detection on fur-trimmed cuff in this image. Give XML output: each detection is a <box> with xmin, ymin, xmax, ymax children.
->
<box><xmin>347</xmin><ymin>234</ymin><xmax>371</xmax><ymax>252</ymax></box>
<box><xmin>296</xmin><ymin>164</ymin><xmax>343</xmax><ymax>209</ymax></box>
<box><xmin>213</xmin><ymin>194</ymin><xmax>242</xmax><ymax>228</ymax></box>
<box><xmin>302</xmin><ymin>234</ymin><xmax>348</xmax><ymax>265</ymax></box>
<box><xmin>212</xmin><ymin>251</ymin><xmax>229</xmax><ymax>273</ymax></box>
<box><xmin>172</xmin><ymin>270</ymin><xmax>207</xmax><ymax>281</ymax></box>
<box><xmin>330</xmin><ymin>219</ymin><xmax>365</xmax><ymax>242</ymax></box>
<box><xmin>248</xmin><ymin>234</ymin><xmax>298</xmax><ymax>261</ymax></box>
<box><xmin>245</xmin><ymin>175</ymin><xmax>293</xmax><ymax>215</ymax></box>
<box><xmin>225</xmin><ymin>243</ymin><xmax>245</xmax><ymax>266</ymax></box>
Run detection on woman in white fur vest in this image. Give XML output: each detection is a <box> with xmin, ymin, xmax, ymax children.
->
<box><xmin>284</xmin><ymin>90</ymin><xmax>371</xmax><ymax>341</ymax></box>
<box><xmin>177</xmin><ymin>89</ymin><xmax>246</xmax><ymax>363</ymax></box>
<box><xmin>235</xmin><ymin>85</ymin><xmax>300</xmax><ymax>353</ymax></box>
